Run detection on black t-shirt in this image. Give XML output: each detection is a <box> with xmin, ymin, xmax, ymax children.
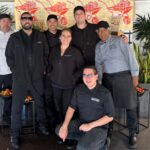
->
<box><xmin>21</xmin><ymin>30</ymin><xmax>35</xmax><ymax>79</ymax></box>
<box><xmin>70</xmin><ymin>83</ymin><xmax>115</xmax><ymax>128</ymax></box>
<box><xmin>70</xmin><ymin>23</ymin><xmax>99</xmax><ymax>65</ymax></box>
<box><xmin>44</xmin><ymin>30</ymin><xmax>61</xmax><ymax>52</ymax></box>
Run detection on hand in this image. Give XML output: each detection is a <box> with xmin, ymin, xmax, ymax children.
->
<box><xmin>79</xmin><ymin>123</ymin><xmax>92</xmax><ymax>132</ymax></box>
<box><xmin>120</xmin><ymin>34</ymin><xmax>129</xmax><ymax>44</ymax></box>
<box><xmin>59</xmin><ymin>125</ymin><xmax>68</xmax><ymax>142</ymax></box>
<box><xmin>132</xmin><ymin>76</ymin><xmax>139</xmax><ymax>88</ymax></box>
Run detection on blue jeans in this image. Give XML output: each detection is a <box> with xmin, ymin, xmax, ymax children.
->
<box><xmin>56</xmin><ymin>119</ymin><xmax>108</xmax><ymax>150</ymax></box>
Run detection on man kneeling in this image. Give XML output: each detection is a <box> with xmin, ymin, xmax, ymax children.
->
<box><xmin>56</xmin><ymin>66</ymin><xmax>115</xmax><ymax>150</ymax></box>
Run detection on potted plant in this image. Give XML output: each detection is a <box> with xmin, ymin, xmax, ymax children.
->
<box><xmin>133</xmin><ymin>43</ymin><xmax>150</xmax><ymax>83</ymax></box>
<box><xmin>133</xmin><ymin>43</ymin><xmax>150</xmax><ymax>118</ymax></box>
<box><xmin>133</xmin><ymin>14</ymin><xmax>150</xmax><ymax>53</ymax></box>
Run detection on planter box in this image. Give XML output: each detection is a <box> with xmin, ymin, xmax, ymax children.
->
<box><xmin>139</xmin><ymin>83</ymin><xmax>150</xmax><ymax>118</ymax></box>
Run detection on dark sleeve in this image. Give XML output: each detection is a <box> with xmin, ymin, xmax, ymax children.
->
<box><xmin>103</xmin><ymin>92</ymin><xmax>115</xmax><ymax>118</ymax></box>
<box><xmin>73</xmin><ymin>49</ymin><xmax>85</xmax><ymax>82</ymax></box>
<box><xmin>42</xmin><ymin>33</ymin><xmax>49</xmax><ymax>73</ymax></box>
<box><xmin>47</xmin><ymin>48</ymin><xmax>55</xmax><ymax>75</ymax></box>
<box><xmin>5</xmin><ymin>35</ymin><xmax>15</xmax><ymax>72</ymax></box>
<box><xmin>69</xmin><ymin>87</ymin><xmax>78</xmax><ymax>110</ymax></box>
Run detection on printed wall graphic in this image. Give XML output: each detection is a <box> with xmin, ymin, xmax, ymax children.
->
<box><xmin>15</xmin><ymin>0</ymin><xmax>134</xmax><ymax>31</ymax></box>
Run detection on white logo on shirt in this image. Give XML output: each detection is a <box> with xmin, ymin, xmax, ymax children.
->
<box><xmin>91</xmin><ymin>97</ymin><xmax>100</xmax><ymax>102</ymax></box>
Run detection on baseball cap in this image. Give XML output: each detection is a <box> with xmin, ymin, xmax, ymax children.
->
<box><xmin>47</xmin><ymin>14</ymin><xmax>58</xmax><ymax>21</ymax></box>
<box><xmin>0</xmin><ymin>14</ymin><xmax>12</xmax><ymax>20</ymax></box>
<box><xmin>97</xmin><ymin>21</ymin><xmax>109</xmax><ymax>29</ymax></box>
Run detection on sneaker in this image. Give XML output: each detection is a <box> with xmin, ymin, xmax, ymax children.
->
<box><xmin>129</xmin><ymin>133</ymin><xmax>137</xmax><ymax>149</ymax></box>
<box><xmin>10</xmin><ymin>136</ymin><xmax>20</xmax><ymax>149</ymax></box>
<box><xmin>57</xmin><ymin>137</ymin><xmax>63</xmax><ymax>145</ymax></box>
<box><xmin>66</xmin><ymin>139</ymin><xmax>75</xmax><ymax>150</ymax></box>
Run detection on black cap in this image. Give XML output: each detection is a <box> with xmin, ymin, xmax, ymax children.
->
<box><xmin>97</xmin><ymin>21</ymin><xmax>109</xmax><ymax>29</ymax></box>
<box><xmin>0</xmin><ymin>14</ymin><xmax>12</xmax><ymax>20</ymax></box>
<box><xmin>74</xmin><ymin>6</ymin><xmax>85</xmax><ymax>14</ymax></box>
<box><xmin>47</xmin><ymin>14</ymin><xmax>58</xmax><ymax>21</ymax></box>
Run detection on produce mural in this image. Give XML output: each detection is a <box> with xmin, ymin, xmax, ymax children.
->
<box><xmin>15</xmin><ymin>0</ymin><xmax>134</xmax><ymax>31</ymax></box>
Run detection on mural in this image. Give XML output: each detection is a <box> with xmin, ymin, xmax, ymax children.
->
<box><xmin>15</xmin><ymin>0</ymin><xmax>134</xmax><ymax>31</ymax></box>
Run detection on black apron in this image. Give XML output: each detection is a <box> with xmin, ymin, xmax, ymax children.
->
<box><xmin>102</xmin><ymin>71</ymin><xmax>137</xmax><ymax>109</ymax></box>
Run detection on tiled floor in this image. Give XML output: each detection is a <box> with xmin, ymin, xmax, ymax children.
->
<box><xmin>0</xmin><ymin>123</ymin><xmax>150</xmax><ymax>150</ymax></box>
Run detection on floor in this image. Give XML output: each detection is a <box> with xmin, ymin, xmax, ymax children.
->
<box><xmin>0</xmin><ymin>97</ymin><xmax>150</xmax><ymax>150</ymax></box>
<box><xmin>0</xmin><ymin>121</ymin><xmax>150</xmax><ymax>150</ymax></box>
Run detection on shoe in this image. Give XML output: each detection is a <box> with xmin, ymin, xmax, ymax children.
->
<box><xmin>106</xmin><ymin>137</ymin><xmax>111</xmax><ymax>149</ymax></box>
<box><xmin>129</xmin><ymin>133</ymin><xmax>137</xmax><ymax>149</ymax></box>
<box><xmin>66</xmin><ymin>139</ymin><xmax>75</xmax><ymax>150</ymax></box>
<box><xmin>39</xmin><ymin>125</ymin><xmax>49</xmax><ymax>136</ymax></box>
<box><xmin>57</xmin><ymin>137</ymin><xmax>63</xmax><ymax>145</ymax></box>
<box><xmin>10</xmin><ymin>136</ymin><xmax>20</xmax><ymax>149</ymax></box>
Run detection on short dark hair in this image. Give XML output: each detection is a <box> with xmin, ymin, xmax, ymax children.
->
<box><xmin>97</xmin><ymin>21</ymin><xmax>109</xmax><ymax>29</ymax></box>
<box><xmin>20</xmin><ymin>12</ymin><xmax>32</xmax><ymax>18</ymax></box>
<box><xmin>83</xmin><ymin>66</ymin><xmax>98</xmax><ymax>75</ymax></box>
<box><xmin>0</xmin><ymin>14</ymin><xmax>12</xmax><ymax>20</ymax></box>
<box><xmin>74</xmin><ymin>6</ymin><xmax>85</xmax><ymax>14</ymax></box>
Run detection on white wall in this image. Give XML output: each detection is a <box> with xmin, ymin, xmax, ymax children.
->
<box><xmin>135</xmin><ymin>0</ymin><xmax>150</xmax><ymax>17</ymax></box>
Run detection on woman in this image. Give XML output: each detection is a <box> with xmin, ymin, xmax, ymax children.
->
<box><xmin>48</xmin><ymin>28</ymin><xmax>84</xmax><ymax>123</ymax></box>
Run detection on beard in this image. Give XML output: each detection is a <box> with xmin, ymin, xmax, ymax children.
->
<box><xmin>22</xmin><ymin>23</ymin><xmax>32</xmax><ymax>30</ymax></box>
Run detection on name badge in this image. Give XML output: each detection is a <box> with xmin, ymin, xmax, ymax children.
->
<box><xmin>37</xmin><ymin>41</ymin><xmax>42</xmax><ymax>44</ymax></box>
<box><xmin>64</xmin><ymin>54</ymin><xmax>72</xmax><ymax>57</ymax></box>
<box><xmin>91</xmin><ymin>97</ymin><xmax>100</xmax><ymax>102</ymax></box>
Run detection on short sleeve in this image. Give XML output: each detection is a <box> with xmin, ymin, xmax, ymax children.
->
<box><xmin>69</xmin><ymin>88</ymin><xmax>78</xmax><ymax>110</ymax></box>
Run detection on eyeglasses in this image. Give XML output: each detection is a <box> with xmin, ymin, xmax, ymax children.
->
<box><xmin>83</xmin><ymin>73</ymin><xmax>95</xmax><ymax>78</ymax></box>
<box><xmin>21</xmin><ymin>16</ymin><xmax>33</xmax><ymax>21</ymax></box>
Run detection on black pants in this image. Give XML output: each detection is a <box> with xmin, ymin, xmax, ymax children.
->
<box><xmin>11</xmin><ymin>80</ymin><xmax>47</xmax><ymax>137</ymax></box>
<box><xmin>52</xmin><ymin>86</ymin><xmax>74</xmax><ymax>123</ymax></box>
<box><xmin>44</xmin><ymin>75</ymin><xmax>56</xmax><ymax>127</ymax></box>
<box><xmin>0</xmin><ymin>74</ymin><xmax>12</xmax><ymax>122</ymax></box>
<box><xmin>102</xmin><ymin>72</ymin><xmax>138</xmax><ymax>135</ymax></box>
<box><xmin>56</xmin><ymin>119</ymin><xmax>108</xmax><ymax>150</ymax></box>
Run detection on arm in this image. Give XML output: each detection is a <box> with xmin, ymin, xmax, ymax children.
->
<box><xmin>43</xmin><ymin>33</ymin><xmax>49</xmax><ymax>74</ymax></box>
<box><xmin>59</xmin><ymin>107</ymin><xmax>75</xmax><ymax>141</ymax></box>
<box><xmin>119</xmin><ymin>39</ymin><xmax>139</xmax><ymax>87</ymax></box>
<box><xmin>95</xmin><ymin>43</ymin><xmax>103</xmax><ymax>82</ymax></box>
<box><xmin>79</xmin><ymin>115</ymin><xmax>113</xmax><ymax>132</ymax></box>
<box><xmin>5</xmin><ymin>35</ymin><xmax>15</xmax><ymax>72</ymax></box>
<box><xmin>80</xmin><ymin>90</ymin><xmax>115</xmax><ymax>132</ymax></box>
<box><xmin>73</xmin><ymin>49</ymin><xmax>84</xmax><ymax>83</ymax></box>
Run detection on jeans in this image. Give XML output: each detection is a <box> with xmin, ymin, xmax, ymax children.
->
<box><xmin>56</xmin><ymin>119</ymin><xmax>108</xmax><ymax>150</ymax></box>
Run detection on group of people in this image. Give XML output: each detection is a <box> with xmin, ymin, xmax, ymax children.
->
<box><xmin>0</xmin><ymin>5</ymin><xmax>139</xmax><ymax>150</ymax></box>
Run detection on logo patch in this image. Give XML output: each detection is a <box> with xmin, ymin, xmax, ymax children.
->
<box><xmin>91</xmin><ymin>97</ymin><xmax>100</xmax><ymax>102</ymax></box>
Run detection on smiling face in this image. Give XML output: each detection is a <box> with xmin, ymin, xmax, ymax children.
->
<box><xmin>97</xmin><ymin>27</ymin><xmax>110</xmax><ymax>42</ymax></box>
<box><xmin>47</xmin><ymin>18</ymin><xmax>58</xmax><ymax>33</ymax></box>
<box><xmin>0</xmin><ymin>18</ymin><xmax>11</xmax><ymax>32</ymax></box>
<box><xmin>74</xmin><ymin>10</ymin><xmax>86</xmax><ymax>25</ymax></box>
<box><xmin>83</xmin><ymin>68</ymin><xmax>98</xmax><ymax>89</ymax></box>
<box><xmin>60</xmin><ymin>29</ymin><xmax>72</xmax><ymax>46</ymax></box>
<box><xmin>20</xmin><ymin>13</ymin><xmax>33</xmax><ymax>30</ymax></box>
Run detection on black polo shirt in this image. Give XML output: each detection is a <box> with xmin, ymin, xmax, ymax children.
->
<box><xmin>70</xmin><ymin>83</ymin><xmax>115</xmax><ymax>128</ymax></box>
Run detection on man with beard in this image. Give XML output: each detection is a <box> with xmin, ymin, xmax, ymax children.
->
<box><xmin>5</xmin><ymin>12</ymin><xmax>49</xmax><ymax>149</ymax></box>
<box><xmin>0</xmin><ymin>14</ymin><xmax>13</xmax><ymax>125</ymax></box>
